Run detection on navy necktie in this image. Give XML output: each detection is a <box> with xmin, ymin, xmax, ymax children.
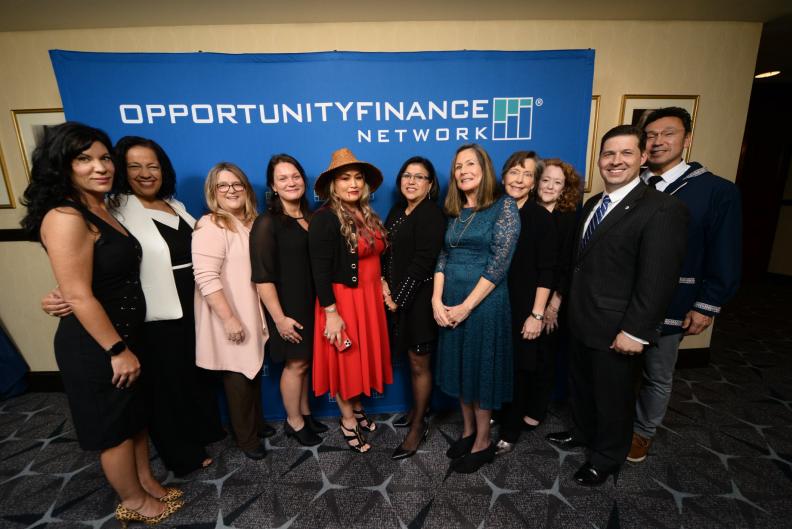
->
<box><xmin>647</xmin><ymin>175</ymin><xmax>663</xmax><ymax>189</ymax></box>
<box><xmin>581</xmin><ymin>195</ymin><xmax>611</xmax><ymax>249</ymax></box>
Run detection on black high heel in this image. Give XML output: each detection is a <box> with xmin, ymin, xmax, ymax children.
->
<box><xmin>339</xmin><ymin>420</ymin><xmax>371</xmax><ymax>453</ymax></box>
<box><xmin>284</xmin><ymin>420</ymin><xmax>322</xmax><ymax>446</ymax></box>
<box><xmin>391</xmin><ymin>422</ymin><xmax>430</xmax><ymax>460</ymax></box>
<box><xmin>353</xmin><ymin>408</ymin><xmax>376</xmax><ymax>432</ymax></box>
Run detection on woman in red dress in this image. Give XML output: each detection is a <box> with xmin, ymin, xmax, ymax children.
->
<box><xmin>308</xmin><ymin>148</ymin><xmax>392</xmax><ymax>453</ymax></box>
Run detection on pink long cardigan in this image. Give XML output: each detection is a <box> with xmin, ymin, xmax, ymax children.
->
<box><xmin>193</xmin><ymin>214</ymin><xmax>267</xmax><ymax>380</ymax></box>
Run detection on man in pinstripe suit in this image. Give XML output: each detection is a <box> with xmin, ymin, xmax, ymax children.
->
<box><xmin>546</xmin><ymin>125</ymin><xmax>688</xmax><ymax>486</ymax></box>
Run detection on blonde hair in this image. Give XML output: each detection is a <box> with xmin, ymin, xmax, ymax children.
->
<box><xmin>443</xmin><ymin>143</ymin><xmax>501</xmax><ymax>217</ymax></box>
<box><xmin>203</xmin><ymin>162</ymin><xmax>258</xmax><ymax>231</ymax></box>
<box><xmin>328</xmin><ymin>176</ymin><xmax>387</xmax><ymax>252</ymax></box>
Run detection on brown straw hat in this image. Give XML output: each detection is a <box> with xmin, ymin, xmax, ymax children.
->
<box><xmin>314</xmin><ymin>147</ymin><xmax>383</xmax><ymax>200</ymax></box>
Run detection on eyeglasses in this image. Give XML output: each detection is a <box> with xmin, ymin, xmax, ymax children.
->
<box><xmin>645</xmin><ymin>129</ymin><xmax>683</xmax><ymax>141</ymax></box>
<box><xmin>506</xmin><ymin>169</ymin><xmax>535</xmax><ymax>178</ymax></box>
<box><xmin>216</xmin><ymin>182</ymin><xmax>246</xmax><ymax>193</ymax></box>
<box><xmin>401</xmin><ymin>173</ymin><xmax>431</xmax><ymax>182</ymax></box>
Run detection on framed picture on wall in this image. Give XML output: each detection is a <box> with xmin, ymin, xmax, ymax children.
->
<box><xmin>12</xmin><ymin>108</ymin><xmax>66</xmax><ymax>179</ymax></box>
<box><xmin>584</xmin><ymin>95</ymin><xmax>600</xmax><ymax>193</ymax></box>
<box><xmin>0</xmin><ymin>145</ymin><xmax>13</xmax><ymax>208</ymax></box>
<box><xmin>619</xmin><ymin>95</ymin><xmax>699</xmax><ymax>161</ymax></box>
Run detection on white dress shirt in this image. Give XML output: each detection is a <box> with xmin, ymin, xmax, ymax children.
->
<box><xmin>640</xmin><ymin>160</ymin><xmax>689</xmax><ymax>191</ymax></box>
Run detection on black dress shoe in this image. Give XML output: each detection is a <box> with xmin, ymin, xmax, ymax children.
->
<box><xmin>545</xmin><ymin>430</ymin><xmax>585</xmax><ymax>450</ymax></box>
<box><xmin>284</xmin><ymin>420</ymin><xmax>322</xmax><ymax>446</ymax></box>
<box><xmin>242</xmin><ymin>442</ymin><xmax>268</xmax><ymax>460</ymax></box>
<box><xmin>446</xmin><ymin>433</ymin><xmax>476</xmax><ymax>459</ymax></box>
<box><xmin>303</xmin><ymin>414</ymin><xmax>329</xmax><ymax>434</ymax></box>
<box><xmin>259</xmin><ymin>423</ymin><xmax>276</xmax><ymax>438</ymax></box>
<box><xmin>573</xmin><ymin>462</ymin><xmax>618</xmax><ymax>486</ymax></box>
<box><xmin>452</xmin><ymin>443</ymin><xmax>496</xmax><ymax>473</ymax></box>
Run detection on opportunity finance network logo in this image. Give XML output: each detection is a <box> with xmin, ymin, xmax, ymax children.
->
<box><xmin>492</xmin><ymin>97</ymin><xmax>534</xmax><ymax>141</ymax></box>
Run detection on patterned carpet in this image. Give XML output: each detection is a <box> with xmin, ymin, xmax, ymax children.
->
<box><xmin>1</xmin><ymin>275</ymin><xmax>791</xmax><ymax>529</ymax></box>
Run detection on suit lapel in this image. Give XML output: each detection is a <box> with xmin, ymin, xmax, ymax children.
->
<box><xmin>577</xmin><ymin>183</ymin><xmax>646</xmax><ymax>261</ymax></box>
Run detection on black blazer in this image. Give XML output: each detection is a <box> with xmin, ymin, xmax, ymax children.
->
<box><xmin>308</xmin><ymin>208</ymin><xmax>362</xmax><ymax>307</ymax></box>
<box><xmin>383</xmin><ymin>199</ymin><xmax>445</xmax><ymax>353</ymax></box>
<box><xmin>567</xmin><ymin>182</ymin><xmax>689</xmax><ymax>350</ymax></box>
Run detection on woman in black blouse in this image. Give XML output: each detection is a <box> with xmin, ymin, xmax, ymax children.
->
<box><xmin>536</xmin><ymin>159</ymin><xmax>582</xmax><ymax>403</ymax></box>
<box><xmin>382</xmin><ymin>156</ymin><xmax>445</xmax><ymax>460</ymax></box>
<box><xmin>495</xmin><ymin>151</ymin><xmax>557</xmax><ymax>455</ymax></box>
<box><xmin>250</xmin><ymin>154</ymin><xmax>327</xmax><ymax>447</ymax></box>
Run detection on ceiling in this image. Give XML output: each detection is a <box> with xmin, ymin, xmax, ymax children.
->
<box><xmin>0</xmin><ymin>0</ymin><xmax>791</xmax><ymax>31</ymax></box>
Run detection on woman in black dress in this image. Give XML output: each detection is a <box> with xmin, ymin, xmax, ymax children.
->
<box><xmin>382</xmin><ymin>156</ymin><xmax>445</xmax><ymax>460</ymax></box>
<box><xmin>44</xmin><ymin>136</ymin><xmax>226</xmax><ymax>476</ymax></box>
<box><xmin>22</xmin><ymin>123</ymin><xmax>183</xmax><ymax>527</ymax></box>
<box><xmin>536</xmin><ymin>159</ymin><xmax>582</xmax><ymax>399</ymax></box>
<box><xmin>251</xmin><ymin>154</ymin><xmax>327</xmax><ymax>446</ymax></box>
<box><xmin>495</xmin><ymin>151</ymin><xmax>557</xmax><ymax>455</ymax></box>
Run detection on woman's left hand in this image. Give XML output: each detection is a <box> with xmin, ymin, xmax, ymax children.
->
<box><xmin>521</xmin><ymin>316</ymin><xmax>542</xmax><ymax>340</ymax></box>
<box><xmin>384</xmin><ymin>296</ymin><xmax>398</xmax><ymax>312</ymax></box>
<box><xmin>445</xmin><ymin>303</ymin><xmax>472</xmax><ymax>328</ymax></box>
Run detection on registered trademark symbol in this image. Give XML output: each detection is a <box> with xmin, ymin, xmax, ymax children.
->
<box><xmin>536</xmin><ymin>98</ymin><xmax>543</xmax><ymax>106</ymax></box>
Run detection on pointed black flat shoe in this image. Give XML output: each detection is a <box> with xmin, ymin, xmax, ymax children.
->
<box><xmin>284</xmin><ymin>420</ymin><xmax>322</xmax><ymax>446</ymax></box>
<box><xmin>303</xmin><ymin>414</ymin><xmax>329</xmax><ymax>433</ymax></box>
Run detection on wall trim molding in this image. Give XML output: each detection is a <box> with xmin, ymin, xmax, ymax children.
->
<box><xmin>27</xmin><ymin>371</ymin><xmax>63</xmax><ymax>392</ymax></box>
<box><xmin>676</xmin><ymin>347</ymin><xmax>710</xmax><ymax>368</ymax></box>
<box><xmin>0</xmin><ymin>229</ymin><xmax>28</xmax><ymax>242</ymax></box>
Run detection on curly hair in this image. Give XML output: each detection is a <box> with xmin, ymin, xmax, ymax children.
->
<box><xmin>327</xmin><ymin>175</ymin><xmax>387</xmax><ymax>252</ymax></box>
<box><xmin>110</xmin><ymin>136</ymin><xmax>177</xmax><ymax>202</ymax></box>
<box><xmin>265</xmin><ymin>153</ymin><xmax>311</xmax><ymax>220</ymax></box>
<box><xmin>203</xmin><ymin>162</ymin><xmax>258</xmax><ymax>232</ymax></box>
<box><xmin>540</xmin><ymin>158</ymin><xmax>582</xmax><ymax>213</ymax></box>
<box><xmin>20</xmin><ymin>122</ymin><xmax>114</xmax><ymax>241</ymax></box>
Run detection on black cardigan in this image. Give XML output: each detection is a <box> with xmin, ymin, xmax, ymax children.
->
<box><xmin>507</xmin><ymin>200</ymin><xmax>557</xmax><ymax>365</ymax></box>
<box><xmin>308</xmin><ymin>207</ymin><xmax>363</xmax><ymax>307</ymax></box>
<box><xmin>382</xmin><ymin>199</ymin><xmax>446</xmax><ymax>353</ymax></box>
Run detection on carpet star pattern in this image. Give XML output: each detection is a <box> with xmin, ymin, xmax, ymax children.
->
<box><xmin>1</xmin><ymin>277</ymin><xmax>792</xmax><ymax>528</ymax></box>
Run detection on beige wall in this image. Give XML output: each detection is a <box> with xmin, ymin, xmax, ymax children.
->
<box><xmin>0</xmin><ymin>20</ymin><xmax>760</xmax><ymax>370</ymax></box>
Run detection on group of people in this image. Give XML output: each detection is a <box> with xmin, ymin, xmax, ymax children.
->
<box><xmin>20</xmin><ymin>104</ymin><xmax>740</xmax><ymax>526</ymax></box>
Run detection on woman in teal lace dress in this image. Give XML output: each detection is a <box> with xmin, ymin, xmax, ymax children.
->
<box><xmin>433</xmin><ymin>143</ymin><xmax>520</xmax><ymax>474</ymax></box>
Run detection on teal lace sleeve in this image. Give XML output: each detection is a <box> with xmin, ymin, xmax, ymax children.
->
<box><xmin>482</xmin><ymin>197</ymin><xmax>520</xmax><ymax>285</ymax></box>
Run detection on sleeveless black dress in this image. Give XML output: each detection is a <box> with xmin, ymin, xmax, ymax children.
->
<box><xmin>52</xmin><ymin>202</ymin><xmax>147</xmax><ymax>451</ymax></box>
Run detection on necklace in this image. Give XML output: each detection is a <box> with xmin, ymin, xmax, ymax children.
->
<box><xmin>449</xmin><ymin>211</ymin><xmax>477</xmax><ymax>248</ymax></box>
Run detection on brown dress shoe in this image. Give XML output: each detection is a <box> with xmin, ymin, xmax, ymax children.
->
<box><xmin>626</xmin><ymin>432</ymin><xmax>651</xmax><ymax>463</ymax></box>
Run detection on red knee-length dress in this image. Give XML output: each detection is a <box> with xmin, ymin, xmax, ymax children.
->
<box><xmin>313</xmin><ymin>230</ymin><xmax>393</xmax><ymax>400</ymax></box>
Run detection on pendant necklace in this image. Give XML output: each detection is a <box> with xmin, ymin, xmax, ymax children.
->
<box><xmin>449</xmin><ymin>209</ymin><xmax>477</xmax><ymax>248</ymax></box>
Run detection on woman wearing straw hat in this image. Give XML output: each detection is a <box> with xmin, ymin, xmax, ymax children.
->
<box><xmin>309</xmin><ymin>148</ymin><xmax>393</xmax><ymax>453</ymax></box>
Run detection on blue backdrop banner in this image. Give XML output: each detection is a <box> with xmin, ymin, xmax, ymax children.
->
<box><xmin>50</xmin><ymin>49</ymin><xmax>594</xmax><ymax>418</ymax></box>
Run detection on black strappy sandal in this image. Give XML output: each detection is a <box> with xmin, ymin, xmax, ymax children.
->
<box><xmin>352</xmin><ymin>409</ymin><xmax>377</xmax><ymax>432</ymax></box>
<box><xmin>339</xmin><ymin>420</ymin><xmax>371</xmax><ymax>453</ymax></box>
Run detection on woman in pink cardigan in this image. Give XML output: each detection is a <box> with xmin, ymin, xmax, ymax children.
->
<box><xmin>193</xmin><ymin>162</ymin><xmax>270</xmax><ymax>460</ymax></box>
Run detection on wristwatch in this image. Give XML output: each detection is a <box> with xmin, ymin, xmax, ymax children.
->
<box><xmin>105</xmin><ymin>341</ymin><xmax>126</xmax><ymax>357</ymax></box>
<box><xmin>531</xmin><ymin>312</ymin><xmax>544</xmax><ymax>321</ymax></box>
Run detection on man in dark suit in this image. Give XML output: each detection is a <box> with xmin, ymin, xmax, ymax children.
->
<box><xmin>546</xmin><ymin>125</ymin><xmax>688</xmax><ymax>486</ymax></box>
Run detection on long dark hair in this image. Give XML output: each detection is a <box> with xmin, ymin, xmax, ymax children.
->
<box><xmin>20</xmin><ymin>122</ymin><xmax>114</xmax><ymax>241</ymax></box>
<box><xmin>111</xmin><ymin>136</ymin><xmax>177</xmax><ymax>200</ymax></box>
<box><xmin>265</xmin><ymin>154</ymin><xmax>311</xmax><ymax>220</ymax></box>
<box><xmin>395</xmin><ymin>156</ymin><xmax>439</xmax><ymax>205</ymax></box>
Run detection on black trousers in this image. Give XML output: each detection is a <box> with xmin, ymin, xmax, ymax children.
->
<box><xmin>568</xmin><ymin>333</ymin><xmax>640</xmax><ymax>471</ymax></box>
